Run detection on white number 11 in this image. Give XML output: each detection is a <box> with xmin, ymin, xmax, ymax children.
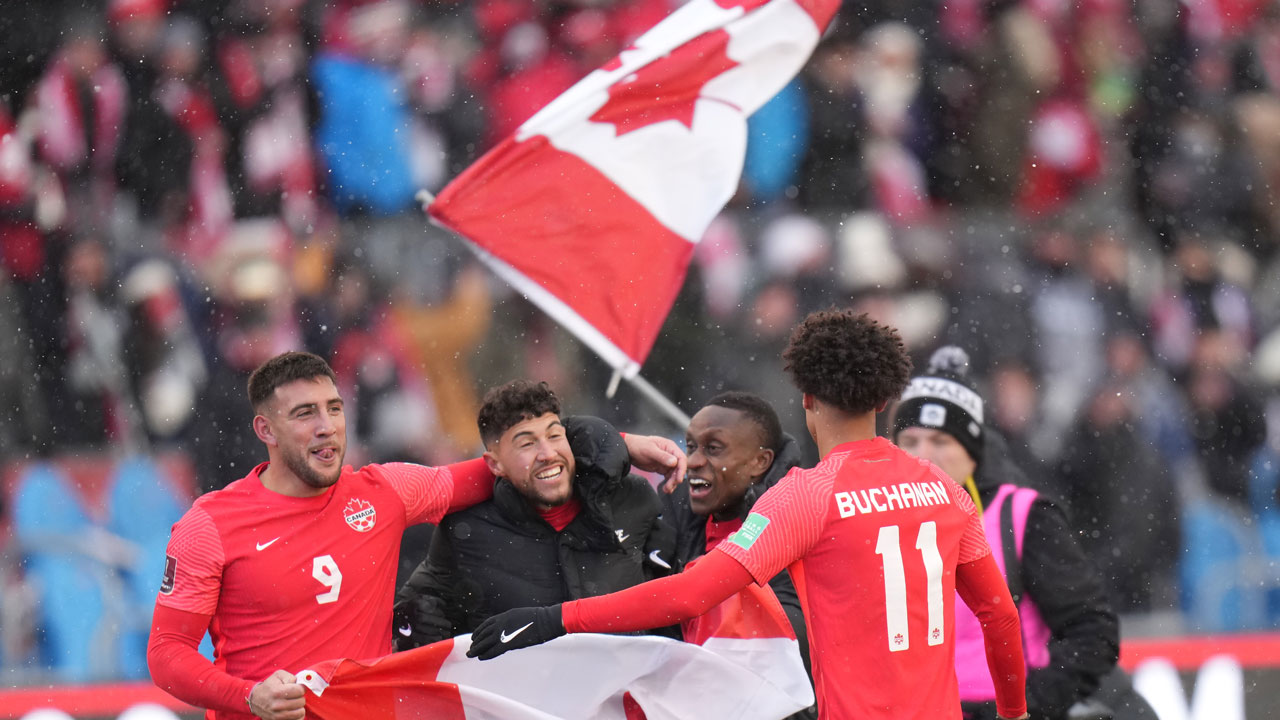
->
<box><xmin>874</xmin><ymin>522</ymin><xmax>944</xmax><ymax>652</ymax></box>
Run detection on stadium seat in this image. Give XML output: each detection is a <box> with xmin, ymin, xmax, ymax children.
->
<box><xmin>1247</xmin><ymin>448</ymin><xmax>1280</xmax><ymax>623</ymax></box>
<box><xmin>1179</xmin><ymin>495</ymin><xmax>1270</xmax><ymax>631</ymax></box>
<box><xmin>11</xmin><ymin>463</ymin><xmax>107</xmax><ymax>681</ymax></box>
<box><xmin>106</xmin><ymin>456</ymin><xmax>189</xmax><ymax>679</ymax></box>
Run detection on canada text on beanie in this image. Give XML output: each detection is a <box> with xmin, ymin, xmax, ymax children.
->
<box><xmin>892</xmin><ymin>346</ymin><xmax>984</xmax><ymax>464</ymax></box>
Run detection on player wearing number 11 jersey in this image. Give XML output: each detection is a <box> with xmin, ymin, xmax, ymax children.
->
<box><xmin>466</xmin><ymin>311</ymin><xmax>1029</xmax><ymax>720</ymax></box>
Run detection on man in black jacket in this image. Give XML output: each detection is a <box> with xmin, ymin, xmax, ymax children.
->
<box><xmin>663</xmin><ymin>391</ymin><xmax>816</xmax><ymax>720</ymax></box>
<box><xmin>392</xmin><ymin>380</ymin><xmax>676</xmax><ymax>649</ymax></box>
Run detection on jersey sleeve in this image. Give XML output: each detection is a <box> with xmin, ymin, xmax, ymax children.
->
<box><xmin>157</xmin><ymin>506</ymin><xmax>225</xmax><ymax>615</ymax></box>
<box><xmin>715</xmin><ymin>467</ymin><xmax>827</xmax><ymax>584</ymax></box>
<box><xmin>944</xmin><ymin>473</ymin><xmax>993</xmax><ymax>564</ymax></box>
<box><xmin>378</xmin><ymin>458</ymin><xmax>493</xmax><ymax>525</ymax></box>
<box><xmin>956</xmin><ymin>552</ymin><xmax>1027</xmax><ymax>719</ymax></box>
<box><xmin>148</xmin><ymin>604</ymin><xmax>256</xmax><ymax>712</ymax></box>
<box><xmin>563</xmin><ymin>550</ymin><xmax>756</xmax><ymax>633</ymax></box>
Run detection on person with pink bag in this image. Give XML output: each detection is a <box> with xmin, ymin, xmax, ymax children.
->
<box><xmin>892</xmin><ymin>346</ymin><xmax>1132</xmax><ymax>720</ymax></box>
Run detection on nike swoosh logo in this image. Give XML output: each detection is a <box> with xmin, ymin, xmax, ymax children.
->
<box><xmin>255</xmin><ymin>538</ymin><xmax>280</xmax><ymax>551</ymax></box>
<box><xmin>398</xmin><ymin>624</ymin><xmax>412</xmax><ymax>637</ymax></box>
<box><xmin>500</xmin><ymin>621</ymin><xmax>535</xmax><ymax>644</ymax></box>
<box><xmin>648</xmin><ymin>549</ymin><xmax>671</xmax><ymax>570</ymax></box>
<box><xmin>616</xmin><ymin>532</ymin><xmax>630</xmax><ymax>543</ymax></box>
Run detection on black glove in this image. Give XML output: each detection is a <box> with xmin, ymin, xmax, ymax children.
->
<box><xmin>466</xmin><ymin>605</ymin><xmax>565</xmax><ymax>660</ymax></box>
<box><xmin>392</xmin><ymin>597</ymin><xmax>456</xmax><ymax>651</ymax></box>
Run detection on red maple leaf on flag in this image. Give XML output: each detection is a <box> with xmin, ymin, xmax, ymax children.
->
<box><xmin>590</xmin><ymin>30</ymin><xmax>739</xmax><ymax>136</ymax></box>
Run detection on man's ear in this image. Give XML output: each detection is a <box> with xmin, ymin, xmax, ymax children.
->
<box><xmin>483</xmin><ymin>449</ymin><xmax>503</xmax><ymax>479</ymax></box>
<box><xmin>802</xmin><ymin>393</ymin><xmax>814</xmax><ymax>411</ymax></box>
<box><xmin>253</xmin><ymin>415</ymin><xmax>276</xmax><ymax>447</ymax></box>
<box><xmin>750</xmin><ymin>447</ymin><xmax>775</xmax><ymax>479</ymax></box>
<box><xmin>877</xmin><ymin>399</ymin><xmax>890</xmax><ymax>413</ymax></box>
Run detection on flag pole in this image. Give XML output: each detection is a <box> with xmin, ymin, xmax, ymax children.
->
<box><xmin>625</xmin><ymin>373</ymin><xmax>691</xmax><ymax>428</ymax></box>
<box><xmin>418</xmin><ymin>191</ymin><xmax>692</xmax><ymax>431</ymax></box>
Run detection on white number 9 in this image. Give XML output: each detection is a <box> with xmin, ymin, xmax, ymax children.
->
<box><xmin>313</xmin><ymin>554</ymin><xmax>342</xmax><ymax>604</ymax></box>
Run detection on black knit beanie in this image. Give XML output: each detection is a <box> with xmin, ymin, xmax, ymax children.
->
<box><xmin>891</xmin><ymin>346</ymin><xmax>984</xmax><ymax>465</ymax></box>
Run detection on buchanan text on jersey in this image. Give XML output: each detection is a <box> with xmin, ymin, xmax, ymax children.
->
<box><xmin>833</xmin><ymin>480</ymin><xmax>954</xmax><ymax>518</ymax></box>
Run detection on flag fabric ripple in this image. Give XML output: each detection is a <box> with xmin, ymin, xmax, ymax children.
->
<box><xmin>427</xmin><ymin>0</ymin><xmax>839</xmax><ymax>376</ymax></box>
<box><xmin>296</xmin><ymin>581</ymin><xmax>813</xmax><ymax>720</ymax></box>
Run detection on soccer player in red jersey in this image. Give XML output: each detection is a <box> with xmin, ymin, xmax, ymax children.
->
<box><xmin>146</xmin><ymin>351</ymin><xmax>686</xmax><ymax>720</ymax></box>
<box><xmin>468</xmin><ymin>311</ymin><xmax>1030</xmax><ymax>720</ymax></box>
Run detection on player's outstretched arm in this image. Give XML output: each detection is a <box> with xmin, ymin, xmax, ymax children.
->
<box><xmin>467</xmin><ymin>548</ymin><xmax>752</xmax><ymax>660</ymax></box>
<box><xmin>621</xmin><ymin>431</ymin><xmax>687</xmax><ymax>492</ymax></box>
<box><xmin>956</xmin><ymin>553</ymin><xmax>1029</xmax><ymax>720</ymax></box>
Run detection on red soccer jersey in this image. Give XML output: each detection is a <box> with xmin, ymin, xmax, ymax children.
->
<box><xmin>158</xmin><ymin>461</ymin><xmax>470</xmax><ymax>717</ymax></box>
<box><xmin>717</xmin><ymin>437</ymin><xmax>992</xmax><ymax>720</ymax></box>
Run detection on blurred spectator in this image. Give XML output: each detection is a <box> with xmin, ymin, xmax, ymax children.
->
<box><xmin>1026</xmin><ymin>223</ymin><xmax>1107</xmax><ymax>459</ymax></box>
<box><xmin>149</xmin><ymin>16</ymin><xmax>235</xmax><ymax>262</ymax></box>
<box><xmin>33</xmin><ymin>14</ymin><xmax>127</xmax><ymax>234</ymax></box>
<box><xmin>211</xmin><ymin>0</ymin><xmax>318</xmax><ymax>231</ymax></box>
<box><xmin>190</xmin><ymin>306</ymin><xmax>276</xmax><ymax>494</ymax></box>
<box><xmin>1186</xmin><ymin>332</ymin><xmax>1267</xmax><ymax>506</ymax></box>
<box><xmin>1057</xmin><ymin>379</ymin><xmax>1181</xmax><ymax>613</ymax></box>
<box><xmin>119</xmin><ymin>259</ymin><xmax>209</xmax><ymax>447</ymax></box>
<box><xmin>1104</xmin><ymin>330</ymin><xmax>1197</xmax><ymax>474</ymax></box>
<box><xmin>57</xmin><ymin>237</ymin><xmax>136</xmax><ymax>450</ymax></box>
<box><xmin>1149</xmin><ymin>236</ymin><xmax>1255</xmax><ymax>377</ymax></box>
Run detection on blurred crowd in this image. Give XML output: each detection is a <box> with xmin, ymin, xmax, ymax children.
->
<box><xmin>2</xmin><ymin>0</ymin><xmax>1280</xmax><ymax>683</ymax></box>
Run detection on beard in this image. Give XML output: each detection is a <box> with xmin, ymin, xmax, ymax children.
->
<box><xmin>282</xmin><ymin>445</ymin><xmax>344</xmax><ymax>490</ymax></box>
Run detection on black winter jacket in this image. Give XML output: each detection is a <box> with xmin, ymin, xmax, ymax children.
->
<box><xmin>962</xmin><ymin>431</ymin><xmax>1120</xmax><ymax>720</ymax></box>
<box><xmin>393</xmin><ymin>415</ymin><xmax>676</xmax><ymax>650</ymax></box>
<box><xmin>660</xmin><ymin>433</ymin><xmax>816</xmax><ymax>720</ymax></box>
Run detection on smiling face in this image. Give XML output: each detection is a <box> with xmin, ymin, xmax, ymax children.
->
<box><xmin>254</xmin><ymin>375</ymin><xmax>347</xmax><ymax>496</ymax></box>
<box><xmin>485</xmin><ymin>412</ymin><xmax>576</xmax><ymax>510</ymax></box>
<box><xmin>685</xmin><ymin>405</ymin><xmax>775</xmax><ymax>520</ymax></box>
<box><xmin>895</xmin><ymin>426</ymin><xmax>976</xmax><ymax>485</ymax></box>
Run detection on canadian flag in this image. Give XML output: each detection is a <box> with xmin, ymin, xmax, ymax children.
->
<box><xmin>427</xmin><ymin>0</ymin><xmax>838</xmax><ymax>377</ymax></box>
<box><xmin>295</xmin><ymin>581</ymin><xmax>813</xmax><ymax>720</ymax></box>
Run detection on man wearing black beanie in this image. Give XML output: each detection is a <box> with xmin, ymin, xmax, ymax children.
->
<box><xmin>893</xmin><ymin>347</ymin><xmax>1130</xmax><ymax>720</ymax></box>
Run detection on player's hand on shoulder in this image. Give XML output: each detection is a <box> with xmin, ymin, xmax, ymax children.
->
<box><xmin>248</xmin><ymin>670</ymin><xmax>306</xmax><ymax>720</ymax></box>
<box><xmin>466</xmin><ymin>605</ymin><xmax>565</xmax><ymax>660</ymax></box>
<box><xmin>623</xmin><ymin>433</ymin><xmax>687</xmax><ymax>493</ymax></box>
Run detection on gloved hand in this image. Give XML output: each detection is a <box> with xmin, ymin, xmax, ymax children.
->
<box><xmin>466</xmin><ymin>605</ymin><xmax>565</xmax><ymax>660</ymax></box>
<box><xmin>391</xmin><ymin>597</ymin><xmax>456</xmax><ymax>651</ymax></box>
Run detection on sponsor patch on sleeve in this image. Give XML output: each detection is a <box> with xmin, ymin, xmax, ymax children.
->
<box><xmin>728</xmin><ymin>512</ymin><xmax>770</xmax><ymax>551</ymax></box>
<box><xmin>160</xmin><ymin>555</ymin><xmax>177</xmax><ymax>595</ymax></box>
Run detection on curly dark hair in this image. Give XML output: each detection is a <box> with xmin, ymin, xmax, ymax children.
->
<box><xmin>477</xmin><ymin>380</ymin><xmax>562</xmax><ymax>446</ymax></box>
<box><xmin>704</xmin><ymin>391</ymin><xmax>783</xmax><ymax>454</ymax></box>
<box><xmin>247</xmin><ymin>351</ymin><xmax>337</xmax><ymax>412</ymax></box>
<box><xmin>782</xmin><ymin>309</ymin><xmax>913</xmax><ymax>415</ymax></box>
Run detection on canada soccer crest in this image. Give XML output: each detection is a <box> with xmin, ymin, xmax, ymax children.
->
<box><xmin>343</xmin><ymin>498</ymin><xmax>376</xmax><ymax>532</ymax></box>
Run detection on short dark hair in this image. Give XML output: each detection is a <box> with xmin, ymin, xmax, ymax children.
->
<box><xmin>704</xmin><ymin>391</ymin><xmax>783</xmax><ymax>453</ymax></box>
<box><xmin>782</xmin><ymin>309</ymin><xmax>913</xmax><ymax>415</ymax></box>
<box><xmin>247</xmin><ymin>351</ymin><xmax>337</xmax><ymax>412</ymax></box>
<box><xmin>477</xmin><ymin>380</ymin><xmax>562</xmax><ymax>446</ymax></box>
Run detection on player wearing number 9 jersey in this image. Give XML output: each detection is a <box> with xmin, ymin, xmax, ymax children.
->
<box><xmin>147</xmin><ymin>352</ymin><xmax>688</xmax><ymax>720</ymax></box>
<box><xmin>147</xmin><ymin>352</ymin><xmax>499</xmax><ymax>720</ymax></box>
<box><xmin>466</xmin><ymin>311</ymin><xmax>1029</xmax><ymax>720</ymax></box>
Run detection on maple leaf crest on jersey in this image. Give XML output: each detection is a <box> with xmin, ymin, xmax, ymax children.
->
<box><xmin>343</xmin><ymin>498</ymin><xmax>377</xmax><ymax>532</ymax></box>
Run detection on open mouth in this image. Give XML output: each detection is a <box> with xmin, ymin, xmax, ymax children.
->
<box><xmin>312</xmin><ymin>446</ymin><xmax>339</xmax><ymax>462</ymax></box>
<box><xmin>534</xmin><ymin>465</ymin><xmax>564</xmax><ymax>482</ymax></box>
<box><xmin>688</xmin><ymin>477</ymin><xmax>712</xmax><ymax>497</ymax></box>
